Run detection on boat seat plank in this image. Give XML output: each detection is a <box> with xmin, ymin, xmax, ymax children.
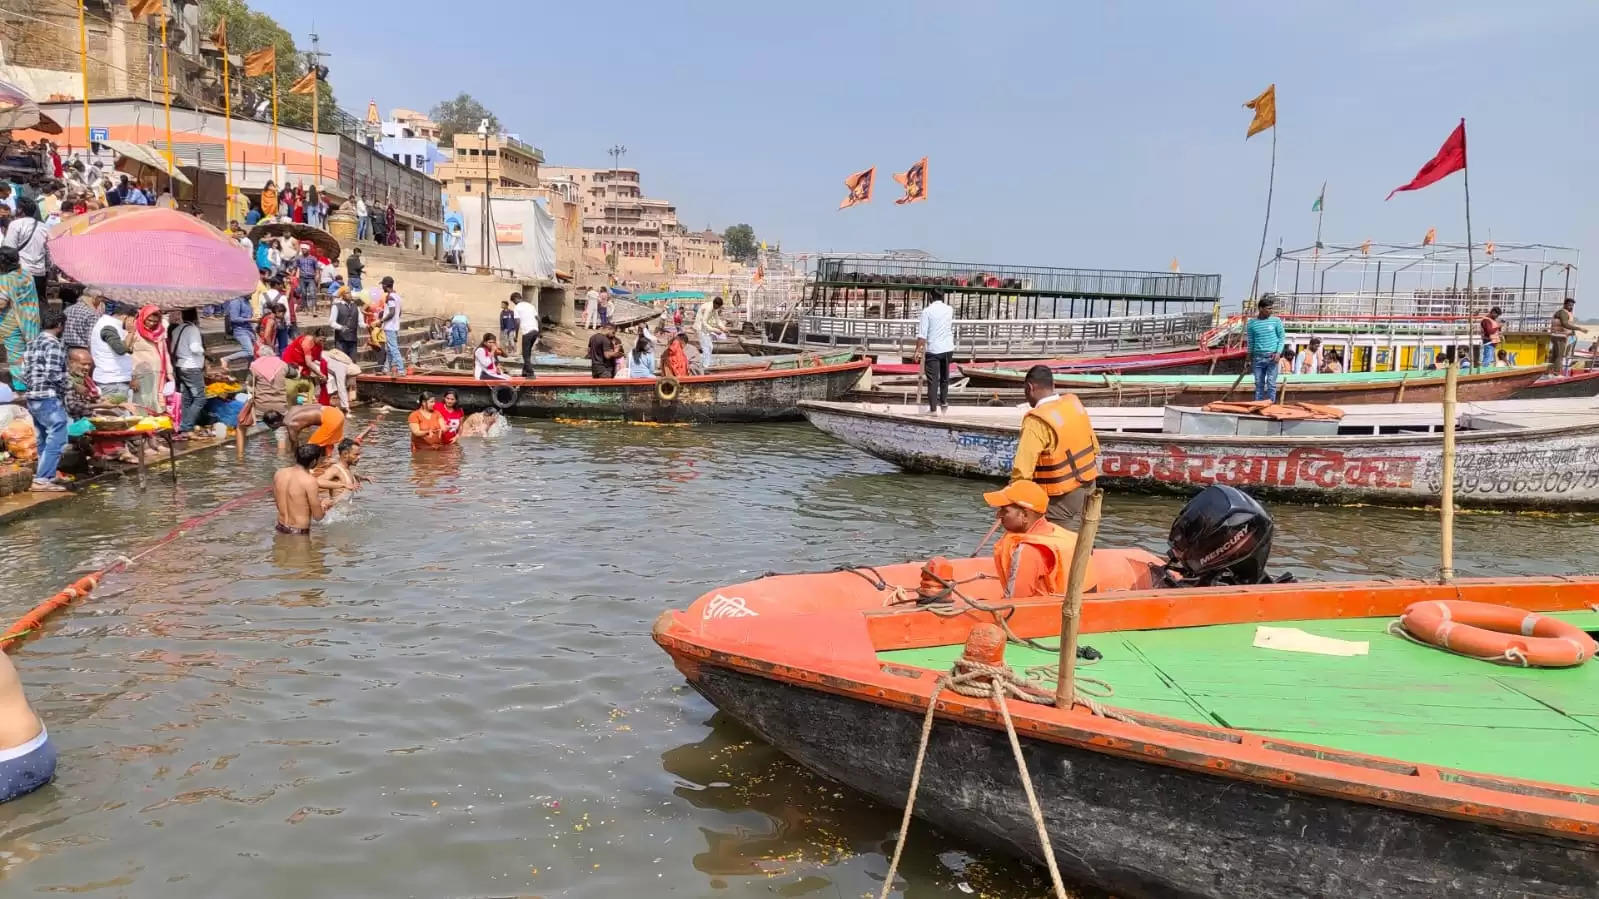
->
<box><xmin>878</xmin><ymin>613</ymin><xmax>1599</xmax><ymax>788</ymax></box>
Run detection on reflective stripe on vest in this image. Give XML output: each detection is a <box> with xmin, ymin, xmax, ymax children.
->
<box><xmin>1026</xmin><ymin>396</ymin><xmax>1099</xmax><ymax>495</ymax></box>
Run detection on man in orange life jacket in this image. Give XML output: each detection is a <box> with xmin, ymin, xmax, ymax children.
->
<box><xmin>1011</xmin><ymin>364</ymin><xmax>1099</xmax><ymax>531</ymax></box>
<box><xmin>985</xmin><ymin>480</ymin><xmax>1077</xmax><ymax>600</ymax></box>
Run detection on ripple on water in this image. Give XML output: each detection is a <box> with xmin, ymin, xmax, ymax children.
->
<box><xmin>0</xmin><ymin>419</ymin><xmax>1596</xmax><ymax>895</ymax></box>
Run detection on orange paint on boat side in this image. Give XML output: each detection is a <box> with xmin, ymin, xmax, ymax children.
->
<box><xmin>652</xmin><ymin>572</ymin><xmax>1599</xmax><ymax>842</ymax></box>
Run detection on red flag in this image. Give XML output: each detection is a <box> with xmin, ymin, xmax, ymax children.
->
<box><xmin>1387</xmin><ymin>119</ymin><xmax>1466</xmax><ymax>200</ymax></box>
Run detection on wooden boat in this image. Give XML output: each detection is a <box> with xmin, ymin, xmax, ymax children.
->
<box><xmin>427</xmin><ymin>348</ymin><xmax>857</xmax><ymax>376</ymax></box>
<box><xmin>357</xmin><ymin>360</ymin><xmax>869</xmax><ymax>423</ymax></box>
<box><xmin>1516</xmin><ymin>370</ymin><xmax>1599</xmax><ymax>399</ymax></box>
<box><xmin>916</xmin><ymin>346</ymin><xmax>1246</xmax><ymax>382</ymax></box>
<box><xmin>654</xmin><ymin>564</ymin><xmax>1599</xmax><ymax>897</ymax></box>
<box><xmin>959</xmin><ymin>364</ymin><xmax>1548</xmax><ymax>405</ymax></box>
<box><xmin>799</xmin><ymin>397</ymin><xmax>1599</xmax><ymax>509</ymax></box>
<box><xmin>843</xmin><ymin>381</ymin><xmax>1179</xmax><ymax>408</ymax></box>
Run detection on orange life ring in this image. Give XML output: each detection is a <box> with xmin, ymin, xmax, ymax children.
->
<box><xmin>1398</xmin><ymin>600</ymin><xmax>1598</xmax><ymax>668</ymax></box>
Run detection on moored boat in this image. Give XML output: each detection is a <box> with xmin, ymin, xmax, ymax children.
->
<box><xmin>358</xmin><ymin>360</ymin><xmax>869</xmax><ymax>423</ymax></box>
<box><xmin>654</xmin><ymin>559</ymin><xmax>1599</xmax><ymax>897</ymax></box>
<box><xmin>799</xmin><ymin>397</ymin><xmax>1599</xmax><ymax>509</ymax></box>
<box><xmin>1515</xmin><ymin>370</ymin><xmax>1599</xmax><ymax>399</ymax></box>
<box><xmin>959</xmin><ymin>365</ymin><xmax>1547</xmax><ymax>404</ymax></box>
<box><xmin>429</xmin><ymin>348</ymin><xmax>858</xmax><ymax>376</ymax></box>
<box><xmin>888</xmin><ymin>346</ymin><xmax>1245</xmax><ymax>381</ymax></box>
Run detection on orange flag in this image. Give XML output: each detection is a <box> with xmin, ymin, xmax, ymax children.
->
<box><xmin>1243</xmin><ymin>84</ymin><xmax>1276</xmax><ymax>139</ymax></box>
<box><xmin>1422</xmin><ymin>227</ymin><xmax>1436</xmax><ymax>246</ymax></box>
<box><xmin>127</xmin><ymin>0</ymin><xmax>163</xmax><ymax>19</ymax></box>
<box><xmin>1360</xmin><ymin>239</ymin><xmax>1371</xmax><ymax>256</ymax></box>
<box><xmin>1169</xmin><ymin>258</ymin><xmax>1180</xmax><ymax>273</ymax></box>
<box><xmin>289</xmin><ymin>69</ymin><xmax>317</xmax><ymax>95</ymax></box>
<box><xmin>209</xmin><ymin>16</ymin><xmax>227</xmax><ymax>49</ymax></box>
<box><xmin>892</xmin><ymin>157</ymin><xmax>927</xmax><ymax>204</ymax></box>
<box><xmin>243</xmin><ymin>46</ymin><xmax>276</xmax><ymax>77</ymax></box>
<box><xmin>839</xmin><ymin>167</ymin><xmax>874</xmax><ymax>209</ymax></box>
<box><xmin>1484</xmin><ymin>240</ymin><xmax>1495</xmax><ymax>256</ymax></box>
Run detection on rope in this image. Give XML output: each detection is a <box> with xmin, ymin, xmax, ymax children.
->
<box><xmin>877</xmin><ymin>657</ymin><xmax>1078</xmax><ymax>899</ymax></box>
<box><xmin>1385</xmin><ymin>620</ymin><xmax>1531</xmax><ymax>667</ymax></box>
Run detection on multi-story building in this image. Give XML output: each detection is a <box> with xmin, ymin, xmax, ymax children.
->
<box><xmin>675</xmin><ymin>228</ymin><xmax>728</xmax><ymax>275</ymax></box>
<box><xmin>540</xmin><ymin>165</ymin><xmax>719</xmax><ymax>274</ymax></box>
<box><xmin>378</xmin><ymin>117</ymin><xmax>448</xmax><ymax>176</ymax></box>
<box><xmin>389</xmin><ymin>108</ymin><xmax>441</xmax><ymax>142</ymax></box>
<box><xmin>436</xmin><ymin>132</ymin><xmax>544</xmax><ymax>197</ymax></box>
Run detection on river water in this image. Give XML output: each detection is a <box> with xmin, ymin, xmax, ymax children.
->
<box><xmin>0</xmin><ymin>418</ymin><xmax>1594</xmax><ymax>897</ymax></box>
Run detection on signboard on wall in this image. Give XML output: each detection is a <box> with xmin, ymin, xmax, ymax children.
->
<box><xmin>495</xmin><ymin>223</ymin><xmax>524</xmax><ymax>244</ymax></box>
<box><xmin>89</xmin><ymin>127</ymin><xmax>109</xmax><ymax>142</ymax></box>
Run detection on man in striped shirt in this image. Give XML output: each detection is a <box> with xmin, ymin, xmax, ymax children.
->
<box><xmin>1245</xmin><ymin>296</ymin><xmax>1286</xmax><ymax>401</ymax></box>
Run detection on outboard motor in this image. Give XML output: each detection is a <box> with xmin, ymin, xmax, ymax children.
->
<box><xmin>1163</xmin><ymin>485</ymin><xmax>1293</xmax><ymax>587</ymax></box>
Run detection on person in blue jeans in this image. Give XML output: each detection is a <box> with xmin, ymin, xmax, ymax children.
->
<box><xmin>21</xmin><ymin>310</ymin><xmax>69</xmax><ymax>492</ymax></box>
<box><xmin>378</xmin><ymin>277</ymin><xmax>405</xmax><ymax>374</ymax></box>
<box><xmin>1245</xmin><ymin>296</ymin><xmax>1286</xmax><ymax>401</ymax></box>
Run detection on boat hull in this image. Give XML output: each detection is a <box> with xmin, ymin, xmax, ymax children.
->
<box><xmin>357</xmin><ymin>362</ymin><xmax>868</xmax><ymax>423</ymax></box>
<box><xmin>1516</xmin><ymin>371</ymin><xmax>1599</xmax><ymax>399</ymax></box>
<box><xmin>963</xmin><ymin>367</ymin><xmax>1548</xmax><ymax>404</ymax></box>
<box><xmin>799</xmin><ymin>402</ymin><xmax>1599</xmax><ymax>509</ymax></box>
<box><xmin>957</xmin><ymin>347</ymin><xmax>1247</xmax><ymax>384</ymax></box>
<box><xmin>683</xmin><ymin>664</ymin><xmax>1597</xmax><ymax>898</ymax></box>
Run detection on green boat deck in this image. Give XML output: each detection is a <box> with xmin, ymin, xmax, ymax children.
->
<box><xmin>879</xmin><ymin>611</ymin><xmax>1599</xmax><ymax>789</ymax></box>
<box><xmin>1005</xmin><ymin>366</ymin><xmax>1543</xmax><ymax>386</ymax></box>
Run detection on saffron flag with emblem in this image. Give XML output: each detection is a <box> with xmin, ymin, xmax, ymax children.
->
<box><xmin>1485</xmin><ymin>240</ymin><xmax>1495</xmax><ymax>256</ymax></box>
<box><xmin>243</xmin><ymin>46</ymin><xmax>276</xmax><ymax>77</ymax></box>
<box><xmin>1170</xmin><ymin>258</ymin><xmax>1180</xmax><ymax>273</ymax></box>
<box><xmin>127</xmin><ymin>0</ymin><xmax>162</xmax><ymax>20</ymax></box>
<box><xmin>288</xmin><ymin>69</ymin><xmax>317</xmax><ymax>95</ymax></box>
<box><xmin>893</xmin><ymin>157</ymin><xmax>928</xmax><ymax>204</ymax></box>
<box><xmin>1387</xmin><ymin>119</ymin><xmax>1466</xmax><ymax>200</ymax></box>
<box><xmin>1422</xmin><ymin>227</ymin><xmax>1437</xmax><ymax>246</ymax></box>
<box><xmin>209</xmin><ymin>17</ymin><xmax>227</xmax><ymax>49</ymax></box>
<box><xmin>1243</xmin><ymin>84</ymin><xmax>1276</xmax><ymax>139</ymax></box>
<box><xmin>1360</xmin><ymin>239</ymin><xmax>1371</xmax><ymax>256</ymax></box>
<box><xmin>1311</xmin><ymin>182</ymin><xmax>1325</xmax><ymax>212</ymax></box>
<box><xmin>839</xmin><ymin>167</ymin><xmax>874</xmax><ymax>209</ymax></box>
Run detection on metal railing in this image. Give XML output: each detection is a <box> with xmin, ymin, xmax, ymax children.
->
<box><xmin>813</xmin><ymin>255</ymin><xmax>1221</xmax><ymax>300</ymax></box>
<box><xmin>796</xmin><ymin>311</ymin><xmax>1213</xmax><ymax>359</ymax></box>
<box><xmin>1257</xmin><ymin>290</ymin><xmax>1568</xmax><ymax>332</ymax></box>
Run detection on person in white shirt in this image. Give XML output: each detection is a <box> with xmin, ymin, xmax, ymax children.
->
<box><xmin>3</xmin><ymin>198</ymin><xmax>51</xmax><ymax>302</ymax></box>
<box><xmin>512</xmin><ymin>291</ymin><xmax>540</xmax><ymax>377</ymax></box>
<box><xmin>474</xmin><ymin>334</ymin><xmax>511</xmax><ymax>380</ymax></box>
<box><xmin>1293</xmin><ymin>337</ymin><xmax>1322</xmax><ymax>376</ymax></box>
<box><xmin>914</xmin><ymin>288</ymin><xmax>957</xmax><ymax>415</ymax></box>
<box><xmin>583</xmin><ymin>287</ymin><xmax>601</xmax><ymax>328</ymax></box>
<box><xmin>170</xmin><ymin>308</ymin><xmax>207</xmax><ymax>436</ymax></box>
<box><xmin>697</xmin><ymin>297</ymin><xmax>727</xmax><ymax>371</ymax></box>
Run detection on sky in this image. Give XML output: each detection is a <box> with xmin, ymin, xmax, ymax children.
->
<box><xmin>261</xmin><ymin>0</ymin><xmax>1598</xmax><ymax>302</ymax></box>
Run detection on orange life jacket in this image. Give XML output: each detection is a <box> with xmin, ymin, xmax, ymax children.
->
<box><xmin>994</xmin><ymin>521</ymin><xmax>1078</xmax><ymax>598</ymax></box>
<box><xmin>1026</xmin><ymin>395</ymin><xmax>1099</xmax><ymax>496</ymax></box>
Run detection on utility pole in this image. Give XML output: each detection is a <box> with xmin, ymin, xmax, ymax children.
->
<box><xmin>608</xmin><ymin>144</ymin><xmax>625</xmax><ymax>266</ymax></box>
<box><xmin>479</xmin><ymin>119</ymin><xmax>493</xmax><ymax>268</ymax></box>
<box><xmin>305</xmin><ymin>29</ymin><xmax>331</xmax><ymax>191</ymax></box>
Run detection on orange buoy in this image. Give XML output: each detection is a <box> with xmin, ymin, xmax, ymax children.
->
<box><xmin>1399</xmin><ymin>600</ymin><xmax>1598</xmax><ymax>668</ymax></box>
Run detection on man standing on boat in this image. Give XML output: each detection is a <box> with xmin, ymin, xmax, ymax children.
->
<box><xmin>1293</xmin><ymin>337</ymin><xmax>1322</xmax><ymax>376</ymax></box>
<box><xmin>984</xmin><ymin>480</ymin><xmax>1075</xmax><ymax>600</ymax></box>
<box><xmin>697</xmin><ymin>296</ymin><xmax>728</xmax><ymax>371</ymax></box>
<box><xmin>1550</xmin><ymin>298</ymin><xmax>1587</xmax><ymax>376</ymax></box>
<box><xmin>1479</xmin><ymin>307</ymin><xmax>1503</xmax><ymax>369</ymax></box>
<box><xmin>1246</xmin><ymin>296</ymin><xmax>1286</xmax><ymax>401</ymax></box>
<box><xmin>914</xmin><ymin>288</ymin><xmax>956</xmax><ymax>416</ymax></box>
<box><xmin>513</xmin><ymin>291</ymin><xmax>541</xmax><ymax>377</ymax></box>
<box><xmin>1011</xmin><ymin>364</ymin><xmax>1099</xmax><ymax>531</ymax></box>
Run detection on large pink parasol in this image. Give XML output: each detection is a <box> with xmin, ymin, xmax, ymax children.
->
<box><xmin>48</xmin><ymin>207</ymin><xmax>258</xmax><ymax>309</ymax></box>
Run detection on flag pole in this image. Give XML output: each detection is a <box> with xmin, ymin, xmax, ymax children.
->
<box><xmin>271</xmin><ymin>67</ymin><xmax>280</xmax><ymax>184</ymax></box>
<box><xmin>1248</xmin><ymin>126</ymin><xmax>1277</xmax><ymax>304</ymax></box>
<box><xmin>310</xmin><ymin>75</ymin><xmax>319</xmax><ymax>193</ymax></box>
<box><xmin>220</xmin><ymin>28</ymin><xmax>234</xmax><ymax>213</ymax></box>
<box><xmin>76</xmin><ymin>0</ymin><xmax>91</xmax><ymax>152</ymax></box>
<box><xmin>1461</xmin><ymin>119</ymin><xmax>1473</xmax><ymax>294</ymax></box>
<box><xmin>160</xmin><ymin>15</ymin><xmax>174</xmax><ymax>181</ymax></box>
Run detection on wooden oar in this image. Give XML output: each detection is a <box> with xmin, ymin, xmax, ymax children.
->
<box><xmin>1218</xmin><ymin>365</ymin><xmax>1250</xmax><ymax>403</ymax></box>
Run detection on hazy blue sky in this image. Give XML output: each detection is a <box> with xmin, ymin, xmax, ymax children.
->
<box><xmin>263</xmin><ymin>0</ymin><xmax>1597</xmax><ymax>300</ymax></box>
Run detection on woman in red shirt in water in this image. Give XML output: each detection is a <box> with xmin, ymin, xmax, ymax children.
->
<box><xmin>432</xmin><ymin>389</ymin><xmax>465</xmax><ymax>445</ymax></box>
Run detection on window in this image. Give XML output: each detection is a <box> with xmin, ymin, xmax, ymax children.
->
<box><xmin>463</xmin><ymin>180</ymin><xmax>472</xmax><ymax>192</ymax></box>
<box><xmin>483</xmin><ymin>149</ymin><xmax>497</xmax><ymax>157</ymax></box>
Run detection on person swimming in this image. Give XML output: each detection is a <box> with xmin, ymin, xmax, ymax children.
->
<box><xmin>0</xmin><ymin>649</ymin><xmax>55</xmax><ymax>804</ymax></box>
<box><xmin>273</xmin><ymin>443</ymin><xmax>332</xmax><ymax>534</ymax></box>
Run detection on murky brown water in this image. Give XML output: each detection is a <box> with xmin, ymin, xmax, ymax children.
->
<box><xmin>0</xmin><ymin>419</ymin><xmax>1595</xmax><ymax>896</ymax></box>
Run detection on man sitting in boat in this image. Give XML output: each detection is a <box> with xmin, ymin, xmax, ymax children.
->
<box><xmin>1011</xmin><ymin>364</ymin><xmax>1099</xmax><ymax>532</ymax></box>
<box><xmin>985</xmin><ymin>480</ymin><xmax>1075</xmax><ymax>600</ymax></box>
<box><xmin>0</xmin><ymin>649</ymin><xmax>54</xmax><ymax>804</ymax></box>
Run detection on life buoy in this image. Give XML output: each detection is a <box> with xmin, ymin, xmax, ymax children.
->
<box><xmin>1397</xmin><ymin>600</ymin><xmax>1598</xmax><ymax>668</ymax></box>
<box><xmin>657</xmin><ymin>375</ymin><xmax>681</xmax><ymax>401</ymax></box>
<box><xmin>490</xmin><ymin>384</ymin><xmax>519</xmax><ymax>409</ymax></box>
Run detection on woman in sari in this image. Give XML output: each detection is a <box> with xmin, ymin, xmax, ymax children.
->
<box><xmin>260</xmin><ymin>180</ymin><xmax>279</xmax><ymax>219</ymax></box>
<box><xmin>383</xmin><ymin>203</ymin><xmax>398</xmax><ymax>247</ymax></box>
<box><xmin>129</xmin><ymin>304</ymin><xmax>173</xmax><ymax>413</ymax></box>
<box><xmin>0</xmin><ymin>247</ymin><xmax>40</xmax><ymax>390</ymax></box>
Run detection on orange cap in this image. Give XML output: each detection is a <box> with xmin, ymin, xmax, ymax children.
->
<box><xmin>983</xmin><ymin>480</ymin><xmax>1049</xmax><ymax>512</ymax></box>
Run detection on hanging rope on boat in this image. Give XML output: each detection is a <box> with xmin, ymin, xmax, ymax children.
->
<box><xmin>878</xmin><ymin>655</ymin><xmax>1082</xmax><ymax>899</ymax></box>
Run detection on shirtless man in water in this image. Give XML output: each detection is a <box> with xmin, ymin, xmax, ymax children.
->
<box><xmin>315</xmin><ymin>438</ymin><xmax>365</xmax><ymax>504</ymax></box>
<box><xmin>264</xmin><ymin>404</ymin><xmax>345</xmax><ymax>457</ymax></box>
<box><xmin>0</xmin><ymin>651</ymin><xmax>55</xmax><ymax>803</ymax></box>
<box><xmin>273</xmin><ymin>443</ymin><xmax>332</xmax><ymax>535</ymax></box>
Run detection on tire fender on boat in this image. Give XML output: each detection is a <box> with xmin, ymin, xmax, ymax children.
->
<box><xmin>657</xmin><ymin>375</ymin><xmax>681</xmax><ymax>401</ymax></box>
<box><xmin>490</xmin><ymin>384</ymin><xmax>519</xmax><ymax>409</ymax></box>
<box><xmin>1398</xmin><ymin>600</ymin><xmax>1598</xmax><ymax>667</ymax></box>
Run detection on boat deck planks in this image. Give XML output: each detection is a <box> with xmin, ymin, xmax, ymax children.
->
<box><xmin>880</xmin><ymin>610</ymin><xmax>1599</xmax><ymax>788</ymax></box>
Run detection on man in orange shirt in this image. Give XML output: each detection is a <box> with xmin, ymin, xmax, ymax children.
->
<box><xmin>983</xmin><ymin>480</ymin><xmax>1078</xmax><ymax>601</ymax></box>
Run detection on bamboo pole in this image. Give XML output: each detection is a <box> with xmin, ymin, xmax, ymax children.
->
<box><xmin>220</xmin><ymin>28</ymin><xmax>234</xmax><ymax>214</ymax></box>
<box><xmin>1247</xmin><ymin>126</ymin><xmax>1277</xmax><ymax>303</ymax></box>
<box><xmin>270</xmin><ymin>69</ymin><xmax>279</xmax><ymax>183</ymax></box>
<box><xmin>1439</xmin><ymin>362</ymin><xmax>1458</xmax><ymax>583</ymax></box>
<box><xmin>1055</xmin><ymin>488</ymin><xmax>1105</xmax><ymax>709</ymax></box>
<box><xmin>76</xmin><ymin>0</ymin><xmax>91</xmax><ymax>149</ymax></box>
<box><xmin>160</xmin><ymin>16</ymin><xmax>173</xmax><ymax>178</ymax></box>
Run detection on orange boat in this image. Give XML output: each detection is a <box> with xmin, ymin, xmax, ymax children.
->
<box><xmin>654</xmin><ymin>499</ymin><xmax>1599</xmax><ymax>896</ymax></box>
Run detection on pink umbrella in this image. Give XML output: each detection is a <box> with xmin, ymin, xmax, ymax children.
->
<box><xmin>48</xmin><ymin>207</ymin><xmax>258</xmax><ymax>309</ymax></box>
